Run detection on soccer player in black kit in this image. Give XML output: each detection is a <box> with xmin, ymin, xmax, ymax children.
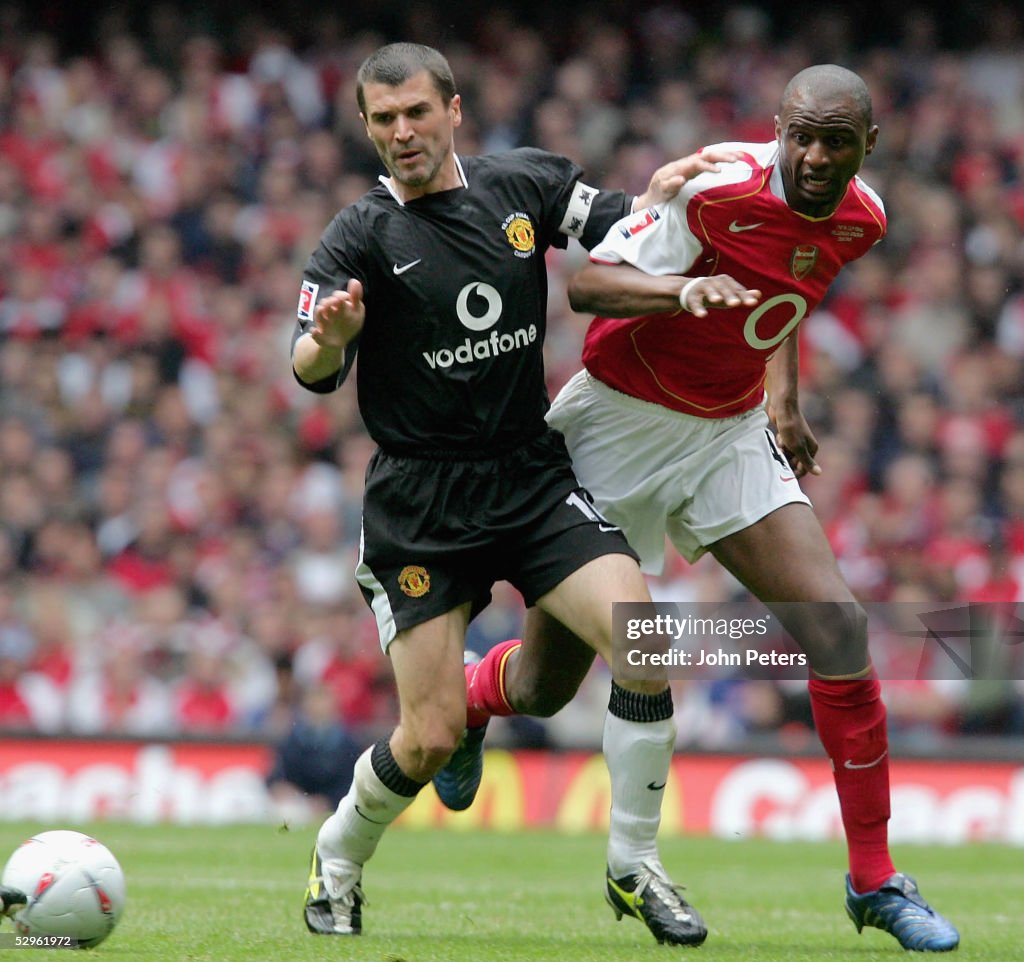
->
<box><xmin>292</xmin><ymin>42</ymin><xmax>733</xmax><ymax>945</ymax></box>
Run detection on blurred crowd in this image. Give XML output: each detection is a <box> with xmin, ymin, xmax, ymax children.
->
<box><xmin>0</xmin><ymin>1</ymin><xmax>1023</xmax><ymax>762</ymax></box>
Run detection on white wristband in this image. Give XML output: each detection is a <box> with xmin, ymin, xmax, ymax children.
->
<box><xmin>678</xmin><ymin>277</ymin><xmax>703</xmax><ymax>312</ymax></box>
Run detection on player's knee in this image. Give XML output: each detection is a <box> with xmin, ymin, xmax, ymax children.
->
<box><xmin>403</xmin><ymin>724</ymin><xmax>465</xmax><ymax>778</ymax></box>
<box><xmin>802</xmin><ymin>600</ymin><xmax>869</xmax><ymax>676</ymax></box>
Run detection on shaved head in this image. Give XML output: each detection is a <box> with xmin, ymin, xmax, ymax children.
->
<box><xmin>774</xmin><ymin>63</ymin><xmax>878</xmax><ymax>216</ymax></box>
<box><xmin>781</xmin><ymin>65</ymin><xmax>873</xmax><ymax>127</ymax></box>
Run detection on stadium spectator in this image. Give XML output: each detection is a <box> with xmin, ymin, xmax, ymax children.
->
<box><xmin>66</xmin><ymin>640</ymin><xmax>173</xmax><ymax>735</ymax></box>
<box><xmin>266</xmin><ymin>682</ymin><xmax>361</xmax><ymax>818</ymax></box>
<box><xmin>291</xmin><ymin>601</ymin><xmax>393</xmax><ymax>736</ymax></box>
<box><xmin>172</xmin><ymin>645</ymin><xmax>236</xmax><ymax>734</ymax></box>
<box><xmin>0</xmin><ymin>586</ymin><xmax>60</xmax><ymax>731</ymax></box>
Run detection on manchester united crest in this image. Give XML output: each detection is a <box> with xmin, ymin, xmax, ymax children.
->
<box><xmin>790</xmin><ymin>245</ymin><xmax>818</xmax><ymax>280</ymax></box>
<box><xmin>398</xmin><ymin>565</ymin><xmax>430</xmax><ymax>597</ymax></box>
<box><xmin>502</xmin><ymin>212</ymin><xmax>535</xmax><ymax>258</ymax></box>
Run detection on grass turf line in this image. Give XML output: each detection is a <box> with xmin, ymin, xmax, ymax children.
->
<box><xmin>0</xmin><ymin>823</ymin><xmax>1018</xmax><ymax>961</ymax></box>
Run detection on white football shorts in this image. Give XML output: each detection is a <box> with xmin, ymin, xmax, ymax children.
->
<box><xmin>546</xmin><ymin>370</ymin><xmax>812</xmax><ymax>573</ymax></box>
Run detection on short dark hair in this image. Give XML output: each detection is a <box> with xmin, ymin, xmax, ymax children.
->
<box><xmin>781</xmin><ymin>64</ymin><xmax>873</xmax><ymax>127</ymax></box>
<box><xmin>356</xmin><ymin>43</ymin><xmax>457</xmax><ymax>114</ymax></box>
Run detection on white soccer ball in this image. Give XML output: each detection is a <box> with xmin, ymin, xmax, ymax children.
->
<box><xmin>1</xmin><ymin>830</ymin><xmax>126</xmax><ymax>948</ymax></box>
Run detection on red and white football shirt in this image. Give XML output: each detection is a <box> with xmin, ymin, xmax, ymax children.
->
<box><xmin>583</xmin><ymin>141</ymin><xmax>886</xmax><ymax>418</ymax></box>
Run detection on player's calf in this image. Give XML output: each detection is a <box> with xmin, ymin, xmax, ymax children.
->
<box><xmin>434</xmin><ymin>650</ymin><xmax>490</xmax><ymax>810</ymax></box>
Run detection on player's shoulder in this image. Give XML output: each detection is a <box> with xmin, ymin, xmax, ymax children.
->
<box><xmin>682</xmin><ymin>141</ymin><xmax>777</xmax><ymax>199</ymax></box>
<box><xmin>463</xmin><ymin>148</ymin><xmax>580</xmax><ymax>188</ymax></box>
<box><xmin>322</xmin><ymin>183</ymin><xmax>391</xmax><ymax>235</ymax></box>
<box><xmin>832</xmin><ymin>173</ymin><xmax>887</xmax><ymax>242</ymax></box>
<box><xmin>849</xmin><ymin>173</ymin><xmax>886</xmax><ymax>221</ymax></box>
<box><xmin>348</xmin><ymin>181</ymin><xmax>395</xmax><ymax>216</ymax></box>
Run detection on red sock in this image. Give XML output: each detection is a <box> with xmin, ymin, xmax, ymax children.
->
<box><xmin>465</xmin><ymin>639</ymin><xmax>521</xmax><ymax>729</ymax></box>
<box><xmin>808</xmin><ymin>675</ymin><xmax>896</xmax><ymax>893</ymax></box>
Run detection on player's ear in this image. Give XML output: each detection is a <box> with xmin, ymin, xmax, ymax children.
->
<box><xmin>864</xmin><ymin>124</ymin><xmax>879</xmax><ymax>156</ymax></box>
<box><xmin>450</xmin><ymin>93</ymin><xmax>462</xmax><ymax>128</ymax></box>
<box><xmin>360</xmin><ymin>112</ymin><xmax>371</xmax><ymax>140</ymax></box>
<box><xmin>773</xmin><ymin>114</ymin><xmax>782</xmax><ymax>142</ymax></box>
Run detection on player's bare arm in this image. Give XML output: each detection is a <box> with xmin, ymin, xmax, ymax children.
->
<box><xmin>568</xmin><ymin>263</ymin><xmax>686</xmax><ymax>317</ymax></box>
<box><xmin>765</xmin><ymin>336</ymin><xmax>820</xmax><ymax>478</ymax></box>
<box><xmin>633</xmin><ymin>147</ymin><xmax>740</xmax><ymax>209</ymax></box>
<box><xmin>293</xmin><ymin>278</ymin><xmax>365</xmax><ymax>384</ymax></box>
<box><xmin>568</xmin><ymin>265</ymin><xmax>760</xmax><ymax>319</ymax></box>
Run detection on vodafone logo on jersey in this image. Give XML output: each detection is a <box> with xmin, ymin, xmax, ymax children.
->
<box><xmin>422</xmin><ymin>281</ymin><xmax>537</xmax><ymax>370</ymax></box>
<box><xmin>456</xmin><ymin>282</ymin><xmax>503</xmax><ymax>331</ymax></box>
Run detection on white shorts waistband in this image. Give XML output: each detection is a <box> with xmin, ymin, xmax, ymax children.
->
<box><xmin>581</xmin><ymin>369</ymin><xmax>765</xmax><ymax>427</ymax></box>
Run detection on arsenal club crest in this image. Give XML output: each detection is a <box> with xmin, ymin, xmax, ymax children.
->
<box><xmin>790</xmin><ymin>245</ymin><xmax>818</xmax><ymax>280</ymax></box>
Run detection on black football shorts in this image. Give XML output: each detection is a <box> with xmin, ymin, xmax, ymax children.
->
<box><xmin>355</xmin><ymin>429</ymin><xmax>639</xmax><ymax>649</ymax></box>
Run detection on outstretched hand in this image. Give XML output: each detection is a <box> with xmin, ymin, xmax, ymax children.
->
<box><xmin>677</xmin><ymin>274</ymin><xmax>761</xmax><ymax>318</ymax></box>
<box><xmin>311</xmin><ymin>278</ymin><xmax>365</xmax><ymax>350</ymax></box>
<box><xmin>636</xmin><ymin>147</ymin><xmax>741</xmax><ymax>209</ymax></box>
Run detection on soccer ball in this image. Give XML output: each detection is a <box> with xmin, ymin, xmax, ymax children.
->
<box><xmin>1</xmin><ymin>830</ymin><xmax>126</xmax><ymax>948</ymax></box>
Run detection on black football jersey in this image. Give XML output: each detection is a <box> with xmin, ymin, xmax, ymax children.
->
<box><xmin>292</xmin><ymin>148</ymin><xmax>631</xmax><ymax>455</ymax></box>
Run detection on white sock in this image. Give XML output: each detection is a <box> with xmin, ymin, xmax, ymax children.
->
<box><xmin>317</xmin><ymin>747</ymin><xmax>419</xmax><ymax>866</ymax></box>
<box><xmin>603</xmin><ymin>709</ymin><xmax>676</xmax><ymax>879</ymax></box>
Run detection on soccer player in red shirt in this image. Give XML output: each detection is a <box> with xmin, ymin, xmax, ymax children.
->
<box><xmin>455</xmin><ymin>64</ymin><xmax>959</xmax><ymax>952</ymax></box>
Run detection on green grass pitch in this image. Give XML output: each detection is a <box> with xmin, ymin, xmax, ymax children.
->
<box><xmin>0</xmin><ymin>822</ymin><xmax>1019</xmax><ymax>960</ymax></box>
